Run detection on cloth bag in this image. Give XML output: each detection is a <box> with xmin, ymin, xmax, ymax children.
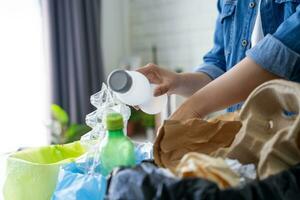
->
<box><xmin>3</xmin><ymin>142</ymin><xmax>85</xmax><ymax>200</ymax></box>
<box><xmin>175</xmin><ymin>152</ymin><xmax>240</xmax><ymax>189</ymax></box>
<box><xmin>215</xmin><ymin>80</ymin><xmax>300</xmax><ymax>179</ymax></box>
<box><xmin>153</xmin><ymin>118</ymin><xmax>242</xmax><ymax>170</ymax></box>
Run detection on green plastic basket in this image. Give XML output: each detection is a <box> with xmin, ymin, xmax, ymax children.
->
<box><xmin>3</xmin><ymin>142</ymin><xmax>85</xmax><ymax>200</ymax></box>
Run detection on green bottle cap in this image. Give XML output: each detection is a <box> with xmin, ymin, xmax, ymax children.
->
<box><xmin>106</xmin><ymin>113</ymin><xmax>124</xmax><ymax>131</ymax></box>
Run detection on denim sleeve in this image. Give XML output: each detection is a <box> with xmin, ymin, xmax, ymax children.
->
<box><xmin>246</xmin><ymin>4</ymin><xmax>300</xmax><ymax>79</ymax></box>
<box><xmin>194</xmin><ymin>0</ymin><xmax>226</xmax><ymax>80</ymax></box>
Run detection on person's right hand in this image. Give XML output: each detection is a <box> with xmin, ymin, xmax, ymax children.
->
<box><xmin>137</xmin><ymin>63</ymin><xmax>180</xmax><ymax>97</ymax></box>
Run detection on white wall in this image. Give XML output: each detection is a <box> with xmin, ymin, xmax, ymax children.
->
<box><xmin>101</xmin><ymin>0</ymin><xmax>130</xmax><ymax>76</ymax></box>
<box><xmin>102</xmin><ymin>0</ymin><xmax>218</xmax><ymax>74</ymax></box>
<box><xmin>129</xmin><ymin>0</ymin><xmax>218</xmax><ymax>72</ymax></box>
<box><xmin>128</xmin><ymin>0</ymin><xmax>218</xmax><ymax>110</ymax></box>
<box><xmin>101</xmin><ymin>0</ymin><xmax>219</xmax><ymax>111</ymax></box>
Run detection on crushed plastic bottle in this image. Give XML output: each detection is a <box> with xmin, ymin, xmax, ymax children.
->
<box><xmin>81</xmin><ymin>83</ymin><xmax>131</xmax><ymax>150</ymax></box>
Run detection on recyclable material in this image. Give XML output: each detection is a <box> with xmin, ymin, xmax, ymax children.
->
<box><xmin>108</xmin><ymin>69</ymin><xmax>167</xmax><ymax>114</ymax></box>
<box><xmin>154</xmin><ymin>118</ymin><xmax>242</xmax><ymax>170</ymax></box>
<box><xmin>83</xmin><ymin>83</ymin><xmax>131</xmax><ymax>145</ymax></box>
<box><xmin>3</xmin><ymin>142</ymin><xmax>85</xmax><ymax>200</ymax></box>
<box><xmin>51</xmin><ymin>142</ymin><xmax>153</xmax><ymax>200</ymax></box>
<box><xmin>215</xmin><ymin>80</ymin><xmax>300</xmax><ymax>179</ymax></box>
<box><xmin>51</xmin><ymin>161</ymin><xmax>106</xmax><ymax>200</ymax></box>
<box><xmin>99</xmin><ymin>113</ymin><xmax>136</xmax><ymax>175</ymax></box>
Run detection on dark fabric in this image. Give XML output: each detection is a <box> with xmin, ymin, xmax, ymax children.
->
<box><xmin>107</xmin><ymin>162</ymin><xmax>300</xmax><ymax>200</ymax></box>
<box><xmin>42</xmin><ymin>0</ymin><xmax>104</xmax><ymax>123</ymax></box>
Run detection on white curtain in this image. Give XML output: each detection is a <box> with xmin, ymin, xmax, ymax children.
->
<box><xmin>0</xmin><ymin>0</ymin><xmax>49</xmax><ymax>154</ymax></box>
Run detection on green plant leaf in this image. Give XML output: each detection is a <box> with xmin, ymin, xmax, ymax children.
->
<box><xmin>51</xmin><ymin>104</ymin><xmax>69</xmax><ymax>125</ymax></box>
<box><xmin>142</xmin><ymin>113</ymin><xmax>155</xmax><ymax>128</ymax></box>
<box><xmin>65</xmin><ymin>124</ymin><xmax>91</xmax><ymax>143</ymax></box>
<box><xmin>129</xmin><ymin>107</ymin><xmax>142</xmax><ymax>121</ymax></box>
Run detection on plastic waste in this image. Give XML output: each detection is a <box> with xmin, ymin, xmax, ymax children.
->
<box><xmin>100</xmin><ymin>113</ymin><xmax>136</xmax><ymax>176</ymax></box>
<box><xmin>80</xmin><ymin>82</ymin><xmax>150</xmax><ymax>177</ymax></box>
<box><xmin>51</xmin><ymin>142</ymin><xmax>153</xmax><ymax>200</ymax></box>
<box><xmin>51</xmin><ymin>161</ymin><xmax>107</xmax><ymax>200</ymax></box>
<box><xmin>51</xmin><ymin>82</ymin><xmax>152</xmax><ymax>200</ymax></box>
<box><xmin>140</xmin><ymin>84</ymin><xmax>168</xmax><ymax>114</ymax></box>
<box><xmin>82</xmin><ymin>83</ymin><xmax>131</xmax><ymax>149</ymax></box>
<box><xmin>108</xmin><ymin>162</ymin><xmax>300</xmax><ymax>200</ymax></box>
<box><xmin>225</xmin><ymin>158</ymin><xmax>256</xmax><ymax>185</ymax></box>
<box><xmin>3</xmin><ymin>142</ymin><xmax>85</xmax><ymax>200</ymax></box>
<box><xmin>51</xmin><ymin>84</ymin><xmax>151</xmax><ymax>199</ymax></box>
<box><xmin>134</xmin><ymin>141</ymin><xmax>153</xmax><ymax>164</ymax></box>
<box><xmin>107</xmin><ymin>69</ymin><xmax>167</xmax><ymax>114</ymax></box>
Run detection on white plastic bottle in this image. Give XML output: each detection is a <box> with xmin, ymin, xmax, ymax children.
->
<box><xmin>107</xmin><ymin>69</ymin><xmax>167</xmax><ymax>114</ymax></box>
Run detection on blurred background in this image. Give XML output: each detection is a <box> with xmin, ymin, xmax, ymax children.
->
<box><xmin>0</xmin><ymin>0</ymin><xmax>217</xmax><ymax>153</ymax></box>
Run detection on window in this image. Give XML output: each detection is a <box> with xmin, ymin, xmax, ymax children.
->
<box><xmin>0</xmin><ymin>0</ymin><xmax>49</xmax><ymax>153</ymax></box>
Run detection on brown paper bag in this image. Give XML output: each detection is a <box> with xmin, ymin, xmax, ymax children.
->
<box><xmin>207</xmin><ymin>111</ymin><xmax>240</xmax><ymax>122</ymax></box>
<box><xmin>153</xmin><ymin>118</ymin><xmax>242</xmax><ymax>170</ymax></box>
<box><xmin>216</xmin><ymin>80</ymin><xmax>300</xmax><ymax>179</ymax></box>
<box><xmin>175</xmin><ymin>152</ymin><xmax>240</xmax><ymax>189</ymax></box>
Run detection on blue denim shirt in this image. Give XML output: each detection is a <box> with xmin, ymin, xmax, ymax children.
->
<box><xmin>195</xmin><ymin>0</ymin><xmax>300</xmax><ymax>112</ymax></box>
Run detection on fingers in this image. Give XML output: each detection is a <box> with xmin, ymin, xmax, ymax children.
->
<box><xmin>147</xmin><ymin>73</ymin><xmax>161</xmax><ymax>84</ymax></box>
<box><xmin>137</xmin><ymin>63</ymin><xmax>161</xmax><ymax>84</ymax></box>
<box><xmin>154</xmin><ymin>84</ymin><xmax>169</xmax><ymax>96</ymax></box>
<box><xmin>136</xmin><ymin>63</ymin><xmax>156</xmax><ymax>75</ymax></box>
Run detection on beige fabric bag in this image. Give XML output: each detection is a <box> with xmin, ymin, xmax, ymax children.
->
<box><xmin>153</xmin><ymin>118</ymin><xmax>242</xmax><ymax>170</ymax></box>
<box><xmin>215</xmin><ymin>80</ymin><xmax>300</xmax><ymax>179</ymax></box>
<box><xmin>175</xmin><ymin>152</ymin><xmax>240</xmax><ymax>189</ymax></box>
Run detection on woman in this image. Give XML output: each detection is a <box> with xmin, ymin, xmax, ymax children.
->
<box><xmin>138</xmin><ymin>0</ymin><xmax>300</xmax><ymax>120</ymax></box>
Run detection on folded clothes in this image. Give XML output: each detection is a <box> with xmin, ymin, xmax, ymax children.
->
<box><xmin>153</xmin><ymin>117</ymin><xmax>242</xmax><ymax>170</ymax></box>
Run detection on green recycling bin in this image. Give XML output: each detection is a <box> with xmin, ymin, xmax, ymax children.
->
<box><xmin>3</xmin><ymin>142</ymin><xmax>85</xmax><ymax>200</ymax></box>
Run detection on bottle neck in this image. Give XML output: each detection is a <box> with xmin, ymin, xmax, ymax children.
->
<box><xmin>107</xmin><ymin>129</ymin><xmax>124</xmax><ymax>138</ymax></box>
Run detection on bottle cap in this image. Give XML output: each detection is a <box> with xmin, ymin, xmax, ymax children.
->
<box><xmin>106</xmin><ymin>113</ymin><xmax>124</xmax><ymax>131</ymax></box>
<box><xmin>108</xmin><ymin>70</ymin><xmax>132</xmax><ymax>93</ymax></box>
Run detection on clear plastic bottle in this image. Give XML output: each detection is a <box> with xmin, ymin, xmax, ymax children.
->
<box><xmin>100</xmin><ymin>113</ymin><xmax>135</xmax><ymax>176</ymax></box>
<box><xmin>107</xmin><ymin>69</ymin><xmax>167</xmax><ymax>114</ymax></box>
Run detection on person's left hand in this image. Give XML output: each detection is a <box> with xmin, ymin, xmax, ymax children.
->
<box><xmin>170</xmin><ymin>97</ymin><xmax>205</xmax><ymax>121</ymax></box>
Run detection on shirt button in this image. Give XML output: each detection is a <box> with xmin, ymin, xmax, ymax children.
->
<box><xmin>249</xmin><ymin>2</ymin><xmax>256</xmax><ymax>8</ymax></box>
<box><xmin>242</xmin><ymin>40</ymin><xmax>248</xmax><ymax>47</ymax></box>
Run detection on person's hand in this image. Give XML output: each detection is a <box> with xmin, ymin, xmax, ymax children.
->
<box><xmin>170</xmin><ymin>96</ymin><xmax>206</xmax><ymax>121</ymax></box>
<box><xmin>137</xmin><ymin>63</ymin><xmax>180</xmax><ymax>96</ymax></box>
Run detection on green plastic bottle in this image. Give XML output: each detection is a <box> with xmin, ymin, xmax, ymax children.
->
<box><xmin>100</xmin><ymin>113</ymin><xmax>136</xmax><ymax>176</ymax></box>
